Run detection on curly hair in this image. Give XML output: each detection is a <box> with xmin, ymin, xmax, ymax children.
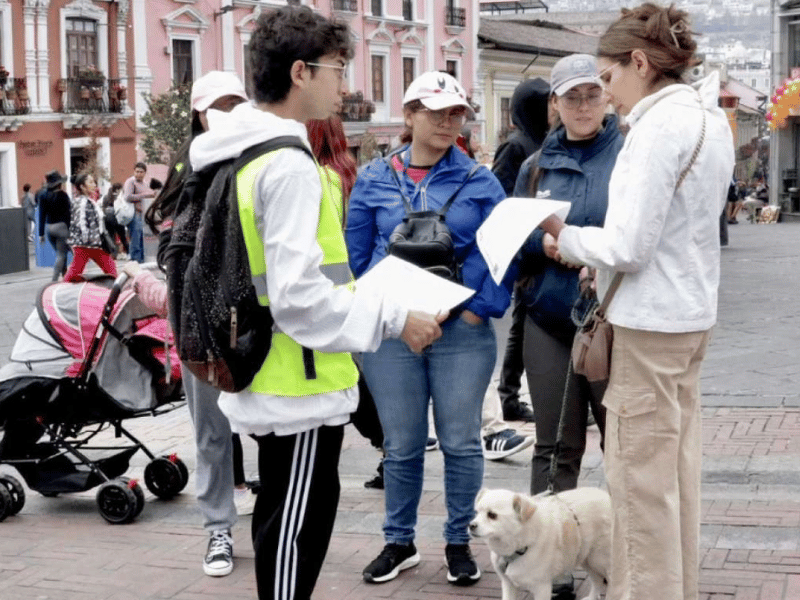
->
<box><xmin>599</xmin><ymin>3</ymin><xmax>698</xmax><ymax>83</ymax></box>
<box><xmin>249</xmin><ymin>6</ymin><xmax>353</xmax><ymax>105</ymax></box>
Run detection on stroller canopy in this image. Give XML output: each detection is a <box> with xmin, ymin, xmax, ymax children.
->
<box><xmin>0</xmin><ymin>280</ymin><xmax>180</xmax><ymax>412</ymax></box>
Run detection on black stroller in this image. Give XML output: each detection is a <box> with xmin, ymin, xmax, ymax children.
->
<box><xmin>0</xmin><ymin>272</ymin><xmax>187</xmax><ymax>524</ymax></box>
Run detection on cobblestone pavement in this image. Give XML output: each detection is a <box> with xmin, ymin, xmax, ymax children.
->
<box><xmin>0</xmin><ymin>224</ymin><xmax>798</xmax><ymax>599</ymax></box>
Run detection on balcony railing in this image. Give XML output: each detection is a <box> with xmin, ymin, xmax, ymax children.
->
<box><xmin>445</xmin><ymin>6</ymin><xmax>466</xmax><ymax>27</ymax></box>
<box><xmin>58</xmin><ymin>77</ymin><xmax>125</xmax><ymax>114</ymax></box>
<box><xmin>340</xmin><ymin>92</ymin><xmax>374</xmax><ymax>122</ymax></box>
<box><xmin>0</xmin><ymin>77</ymin><xmax>31</xmax><ymax>115</ymax></box>
<box><xmin>332</xmin><ymin>0</ymin><xmax>358</xmax><ymax>10</ymax></box>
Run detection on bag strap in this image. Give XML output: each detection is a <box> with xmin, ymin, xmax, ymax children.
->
<box><xmin>598</xmin><ymin>97</ymin><xmax>706</xmax><ymax>313</ymax></box>
<box><xmin>233</xmin><ymin>135</ymin><xmax>314</xmax><ymax>172</ymax></box>
<box><xmin>384</xmin><ymin>151</ymin><xmax>482</xmax><ymax>217</ymax></box>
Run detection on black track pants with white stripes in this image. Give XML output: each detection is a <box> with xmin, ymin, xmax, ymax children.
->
<box><xmin>253</xmin><ymin>425</ymin><xmax>344</xmax><ymax>600</ymax></box>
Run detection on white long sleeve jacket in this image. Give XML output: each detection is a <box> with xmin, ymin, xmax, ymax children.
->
<box><xmin>189</xmin><ymin>103</ymin><xmax>408</xmax><ymax>436</ymax></box>
<box><xmin>558</xmin><ymin>72</ymin><xmax>734</xmax><ymax>333</ymax></box>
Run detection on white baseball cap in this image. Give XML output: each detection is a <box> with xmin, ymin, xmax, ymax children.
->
<box><xmin>550</xmin><ymin>54</ymin><xmax>602</xmax><ymax>96</ymax></box>
<box><xmin>191</xmin><ymin>71</ymin><xmax>248</xmax><ymax>112</ymax></box>
<box><xmin>402</xmin><ymin>71</ymin><xmax>474</xmax><ymax>118</ymax></box>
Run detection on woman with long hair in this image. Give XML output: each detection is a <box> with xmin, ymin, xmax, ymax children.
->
<box><xmin>64</xmin><ymin>173</ymin><xmax>117</xmax><ymax>282</ymax></box>
<box><xmin>346</xmin><ymin>71</ymin><xmax>512</xmax><ymax>588</ymax></box>
<box><xmin>142</xmin><ymin>71</ymin><xmax>256</xmax><ymax>579</ymax></box>
<box><xmin>102</xmin><ymin>182</ymin><xmax>129</xmax><ymax>259</ymax></box>
<box><xmin>306</xmin><ymin>116</ymin><xmax>357</xmax><ymax>221</ymax></box>
<box><xmin>38</xmin><ymin>170</ymin><xmax>71</xmax><ymax>281</ymax></box>
<box><xmin>540</xmin><ymin>4</ymin><xmax>735</xmax><ymax>597</ymax></box>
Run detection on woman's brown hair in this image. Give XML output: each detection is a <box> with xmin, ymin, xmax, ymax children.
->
<box><xmin>598</xmin><ymin>3</ymin><xmax>698</xmax><ymax>84</ymax></box>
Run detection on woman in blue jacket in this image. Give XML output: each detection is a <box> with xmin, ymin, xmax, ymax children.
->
<box><xmin>518</xmin><ymin>55</ymin><xmax>624</xmax><ymax>490</ymax></box>
<box><xmin>346</xmin><ymin>71</ymin><xmax>511</xmax><ymax>588</ymax></box>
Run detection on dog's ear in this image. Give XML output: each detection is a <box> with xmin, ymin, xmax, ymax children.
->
<box><xmin>512</xmin><ymin>494</ymin><xmax>537</xmax><ymax>522</ymax></box>
<box><xmin>475</xmin><ymin>488</ymin><xmax>487</xmax><ymax>504</ymax></box>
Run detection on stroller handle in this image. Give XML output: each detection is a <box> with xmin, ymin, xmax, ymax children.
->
<box><xmin>111</xmin><ymin>262</ymin><xmax>160</xmax><ymax>302</ymax></box>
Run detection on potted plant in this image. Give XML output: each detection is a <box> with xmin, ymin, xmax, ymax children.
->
<box><xmin>80</xmin><ymin>86</ymin><xmax>90</xmax><ymax>100</ymax></box>
<box><xmin>56</xmin><ymin>79</ymin><xmax>68</xmax><ymax>93</ymax></box>
<box><xmin>0</xmin><ymin>66</ymin><xmax>8</xmax><ymax>87</ymax></box>
<box><xmin>16</xmin><ymin>79</ymin><xmax>28</xmax><ymax>101</ymax></box>
<box><xmin>77</xmin><ymin>65</ymin><xmax>105</xmax><ymax>85</ymax></box>
<box><xmin>117</xmin><ymin>86</ymin><xmax>127</xmax><ymax>101</ymax></box>
<box><xmin>6</xmin><ymin>87</ymin><xmax>17</xmax><ymax>100</ymax></box>
<box><xmin>92</xmin><ymin>87</ymin><xmax>103</xmax><ymax>100</ymax></box>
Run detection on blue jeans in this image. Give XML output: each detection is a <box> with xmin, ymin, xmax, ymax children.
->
<box><xmin>127</xmin><ymin>212</ymin><xmax>144</xmax><ymax>263</ymax></box>
<box><xmin>361</xmin><ymin>316</ymin><xmax>496</xmax><ymax>545</ymax></box>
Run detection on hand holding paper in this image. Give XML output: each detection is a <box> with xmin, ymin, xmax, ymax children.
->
<box><xmin>356</xmin><ymin>255</ymin><xmax>475</xmax><ymax>315</ymax></box>
<box><xmin>476</xmin><ymin>197</ymin><xmax>571</xmax><ymax>284</ymax></box>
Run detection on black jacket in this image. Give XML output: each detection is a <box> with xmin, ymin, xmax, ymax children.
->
<box><xmin>491</xmin><ymin>78</ymin><xmax>551</xmax><ymax>195</ymax></box>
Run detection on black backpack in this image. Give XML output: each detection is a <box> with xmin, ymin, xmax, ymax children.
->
<box><xmin>162</xmin><ymin>136</ymin><xmax>313</xmax><ymax>393</ymax></box>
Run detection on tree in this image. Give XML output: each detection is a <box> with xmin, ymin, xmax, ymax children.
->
<box><xmin>139</xmin><ymin>85</ymin><xmax>192</xmax><ymax>166</ymax></box>
<box><xmin>78</xmin><ymin>119</ymin><xmax>111</xmax><ymax>187</ymax></box>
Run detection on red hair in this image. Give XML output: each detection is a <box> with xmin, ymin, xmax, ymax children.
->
<box><xmin>306</xmin><ymin>116</ymin><xmax>357</xmax><ymax>203</ymax></box>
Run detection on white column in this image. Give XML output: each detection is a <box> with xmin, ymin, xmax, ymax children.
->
<box><xmin>23</xmin><ymin>1</ymin><xmax>39</xmax><ymax>111</ymax></box>
<box><xmin>35</xmin><ymin>0</ymin><xmax>52</xmax><ymax>113</ymax></box>
<box><xmin>116</xmin><ymin>0</ymin><xmax>130</xmax><ymax>87</ymax></box>
<box><xmin>131</xmin><ymin>0</ymin><xmax>152</xmax><ymax>126</ymax></box>
<box><xmin>221</xmin><ymin>0</ymin><xmax>234</xmax><ymax>72</ymax></box>
<box><xmin>426</xmin><ymin>0</ymin><xmax>435</xmax><ymax>69</ymax></box>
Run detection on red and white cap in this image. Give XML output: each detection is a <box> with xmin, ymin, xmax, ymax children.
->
<box><xmin>402</xmin><ymin>71</ymin><xmax>474</xmax><ymax>118</ymax></box>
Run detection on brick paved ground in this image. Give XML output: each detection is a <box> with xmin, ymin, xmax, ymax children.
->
<box><xmin>0</xmin><ymin>224</ymin><xmax>798</xmax><ymax>599</ymax></box>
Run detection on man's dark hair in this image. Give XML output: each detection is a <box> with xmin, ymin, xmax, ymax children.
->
<box><xmin>23</xmin><ymin>183</ymin><xmax>30</xmax><ymax>192</ymax></box>
<box><xmin>134</xmin><ymin>161</ymin><xmax>147</xmax><ymax>171</ymax></box>
<box><xmin>249</xmin><ymin>6</ymin><xmax>353</xmax><ymax>104</ymax></box>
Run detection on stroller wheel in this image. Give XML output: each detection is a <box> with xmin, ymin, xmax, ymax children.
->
<box><xmin>144</xmin><ymin>456</ymin><xmax>184</xmax><ymax>500</ymax></box>
<box><xmin>173</xmin><ymin>456</ymin><xmax>190</xmax><ymax>492</ymax></box>
<box><xmin>117</xmin><ymin>477</ymin><xmax>146</xmax><ymax>518</ymax></box>
<box><xmin>0</xmin><ymin>484</ymin><xmax>11</xmax><ymax>523</ymax></box>
<box><xmin>96</xmin><ymin>479</ymin><xmax>139</xmax><ymax>524</ymax></box>
<box><xmin>0</xmin><ymin>475</ymin><xmax>25</xmax><ymax>516</ymax></box>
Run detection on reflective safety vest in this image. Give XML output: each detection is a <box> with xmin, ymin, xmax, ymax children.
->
<box><xmin>236</xmin><ymin>149</ymin><xmax>359</xmax><ymax>397</ymax></box>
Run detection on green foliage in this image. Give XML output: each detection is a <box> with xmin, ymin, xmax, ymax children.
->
<box><xmin>139</xmin><ymin>85</ymin><xmax>192</xmax><ymax>166</ymax></box>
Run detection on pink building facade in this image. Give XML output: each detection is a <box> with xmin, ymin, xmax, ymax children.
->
<box><xmin>134</xmin><ymin>0</ymin><xmax>481</xmax><ymax>157</ymax></box>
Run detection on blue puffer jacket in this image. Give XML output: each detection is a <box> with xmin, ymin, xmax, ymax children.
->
<box><xmin>346</xmin><ymin>144</ymin><xmax>514</xmax><ymax>320</ymax></box>
<box><xmin>517</xmin><ymin>115</ymin><xmax>625</xmax><ymax>342</ymax></box>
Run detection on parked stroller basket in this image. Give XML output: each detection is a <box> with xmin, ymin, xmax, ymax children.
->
<box><xmin>0</xmin><ymin>268</ymin><xmax>187</xmax><ymax>524</ymax></box>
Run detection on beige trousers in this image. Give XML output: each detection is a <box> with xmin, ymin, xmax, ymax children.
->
<box><xmin>603</xmin><ymin>325</ymin><xmax>711</xmax><ymax>600</ymax></box>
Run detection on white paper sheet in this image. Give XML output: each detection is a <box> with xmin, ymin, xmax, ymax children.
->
<box><xmin>356</xmin><ymin>255</ymin><xmax>475</xmax><ymax>315</ymax></box>
<box><xmin>476</xmin><ymin>197</ymin><xmax>572</xmax><ymax>284</ymax></box>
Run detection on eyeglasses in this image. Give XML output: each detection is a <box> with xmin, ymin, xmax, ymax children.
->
<box><xmin>419</xmin><ymin>107</ymin><xmax>469</xmax><ymax>126</ymax></box>
<box><xmin>559</xmin><ymin>89</ymin><xmax>607</xmax><ymax>110</ymax></box>
<box><xmin>597</xmin><ymin>61</ymin><xmax>621</xmax><ymax>90</ymax></box>
<box><xmin>306</xmin><ymin>61</ymin><xmax>347</xmax><ymax>80</ymax></box>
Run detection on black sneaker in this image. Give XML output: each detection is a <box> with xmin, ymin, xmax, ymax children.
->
<box><xmin>503</xmin><ymin>399</ymin><xmax>535</xmax><ymax>422</ymax></box>
<box><xmin>444</xmin><ymin>543</ymin><xmax>480</xmax><ymax>586</ymax></box>
<box><xmin>363</xmin><ymin>542</ymin><xmax>420</xmax><ymax>583</ymax></box>
<box><xmin>483</xmin><ymin>429</ymin><xmax>535</xmax><ymax>461</ymax></box>
<box><xmin>203</xmin><ymin>529</ymin><xmax>233</xmax><ymax>577</ymax></box>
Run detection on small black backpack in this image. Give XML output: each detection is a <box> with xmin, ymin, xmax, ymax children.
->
<box><xmin>162</xmin><ymin>136</ymin><xmax>312</xmax><ymax>393</ymax></box>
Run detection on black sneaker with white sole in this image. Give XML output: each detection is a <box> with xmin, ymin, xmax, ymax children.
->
<box><xmin>444</xmin><ymin>543</ymin><xmax>481</xmax><ymax>586</ymax></box>
<box><xmin>363</xmin><ymin>542</ymin><xmax>420</xmax><ymax>583</ymax></box>
<box><xmin>203</xmin><ymin>529</ymin><xmax>233</xmax><ymax>577</ymax></box>
<box><xmin>483</xmin><ymin>428</ymin><xmax>535</xmax><ymax>461</ymax></box>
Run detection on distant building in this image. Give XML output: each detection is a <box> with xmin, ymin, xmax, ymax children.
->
<box><xmin>0</xmin><ymin>0</ymin><xmax>137</xmax><ymax>207</ymax></box>
<box><xmin>769</xmin><ymin>0</ymin><xmax>800</xmax><ymax>217</ymax></box>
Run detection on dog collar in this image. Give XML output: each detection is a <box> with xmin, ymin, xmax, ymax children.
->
<box><xmin>498</xmin><ymin>546</ymin><xmax>529</xmax><ymax>574</ymax></box>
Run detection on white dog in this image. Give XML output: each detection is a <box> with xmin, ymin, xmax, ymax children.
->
<box><xmin>470</xmin><ymin>487</ymin><xmax>611</xmax><ymax>600</ymax></box>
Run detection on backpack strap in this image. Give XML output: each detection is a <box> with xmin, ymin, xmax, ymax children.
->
<box><xmin>233</xmin><ymin>135</ymin><xmax>314</xmax><ymax>172</ymax></box>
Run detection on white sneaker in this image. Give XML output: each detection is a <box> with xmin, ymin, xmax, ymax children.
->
<box><xmin>203</xmin><ymin>529</ymin><xmax>234</xmax><ymax>577</ymax></box>
<box><xmin>234</xmin><ymin>486</ymin><xmax>256</xmax><ymax>516</ymax></box>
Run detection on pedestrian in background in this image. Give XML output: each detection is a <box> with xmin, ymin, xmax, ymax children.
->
<box><xmin>122</xmin><ymin>162</ymin><xmax>155</xmax><ymax>263</ymax></box>
<box><xmin>21</xmin><ymin>183</ymin><xmax>35</xmax><ymax>241</ymax></box>
<box><xmin>347</xmin><ymin>70</ymin><xmax>513</xmax><ymax>588</ymax></box>
<box><xmin>38</xmin><ymin>170</ymin><xmax>71</xmax><ymax>282</ymax></box>
<box><xmin>493</xmin><ymin>78</ymin><xmax>552</xmax><ymax>424</ymax></box>
<box><xmin>102</xmin><ymin>183</ymin><xmax>129</xmax><ymax>259</ymax></box>
<box><xmin>64</xmin><ymin>173</ymin><xmax>117</xmax><ymax>282</ymax></box>
<box><xmin>539</xmin><ymin>4</ymin><xmax>735</xmax><ymax>598</ymax></box>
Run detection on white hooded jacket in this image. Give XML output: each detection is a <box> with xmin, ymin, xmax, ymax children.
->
<box><xmin>190</xmin><ymin>102</ymin><xmax>408</xmax><ymax>436</ymax></box>
<box><xmin>558</xmin><ymin>72</ymin><xmax>735</xmax><ymax>332</ymax></box>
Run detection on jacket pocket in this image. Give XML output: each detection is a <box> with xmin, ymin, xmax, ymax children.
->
<box><xmin>603</xmin><ymin>387</ymin><xmax>657</xmax><ymax>459</ymax></box>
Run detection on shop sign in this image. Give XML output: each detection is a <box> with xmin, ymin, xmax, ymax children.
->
<box><xmin>19</xmin><ymin>140</ymin><xmax>53</xmax><ymax>157</ymax></box>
